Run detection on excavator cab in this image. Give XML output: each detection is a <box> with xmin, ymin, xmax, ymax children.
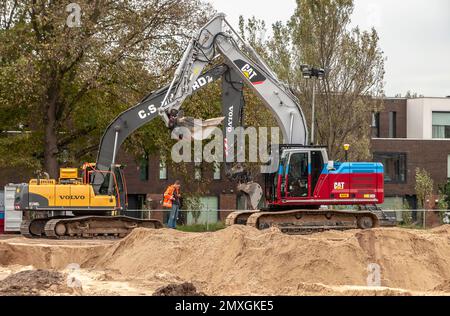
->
<box><xmin>81</xmin><ymin>163</ymin><xmax>128</xmax><ymax>210</ymax></box>
<box><xmin>265</xmin><ymin>145</ymin><xmax>384</xmax><ymax>210</ymax></box>
<box><xmin>265</xmin><ymin>145</ymin><xmax>328</xmax><ymax>209</ymax></box>
<box><xmin>283</xmin><ymin>148</ymin><xmax>325</xmax><ymax>199</ymax></box>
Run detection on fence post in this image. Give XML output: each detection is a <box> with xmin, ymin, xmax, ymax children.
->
<box><xmin>423</xmin><ymin>209</ymin><xmax>426</xmax><ymax>229</ymax></box>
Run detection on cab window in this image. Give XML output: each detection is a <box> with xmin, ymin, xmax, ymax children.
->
<box><xmin>287</xmin><ymin>152</ymin><xmax>308</xmax><ymax>197</ymax></box>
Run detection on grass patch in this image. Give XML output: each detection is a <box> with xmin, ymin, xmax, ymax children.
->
<box><xmin>177</xmin><ymin>222</ymin><xmax>226</xmax><ymax>232</ymax></box>
<box><xmin>398</xmin><ymin>223</ymin><xmax>425</xmax><ymax>229</ymax></box>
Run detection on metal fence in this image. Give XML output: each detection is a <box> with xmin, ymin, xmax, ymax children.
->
<box><xmin>121</xmin><ymin>208</ymin><xmax>450</xmax><ymax>229</ymax></box>
<box><xmin>122</xmin><ymin>209</ymin><xmax>238</xmax><ymax>230</ymax></box>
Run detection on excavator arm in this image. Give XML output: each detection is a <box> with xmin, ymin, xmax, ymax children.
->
<box><xmin>154</xmin><ymin>14</ymin><xmax>310</xmax><ymax>209</ymax></box>
<box><xmin>94</xmin><ymin>64</ymin><xmax>229</xmax><ymax>194</ymax></box>
<box><xmin>96</xmin><ymin>64</ymin><xmax>229</xmax><ymax>173</ymax></box>
<box><xmin>158</xmin><ymin>13</ymin><xmax>308</xmax><ymax>145</ymax></box>
<box><xmin>95</xmin><ymin>13</ymin><xmax>309</xmax><ymax>208</ymax></box>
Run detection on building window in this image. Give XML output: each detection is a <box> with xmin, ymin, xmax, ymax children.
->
<box><xmin>139</xmin><ymin>154</ymin><xmax>149</xmax><ymax>181</ymax></box>
<box><xmin>159</xmin><ymin>156</ymin><xmax>167</xmax><ymax>180</ymax></box>
<box><xmin>388</xmin><ymin>112</ymin><xmax>397</xmax><ymax>138</ymax></box>
<box><xmin>432</xmin><ymin>112</ymin><xmax>450</xmax><ymax>139</ymax></box>
<box><xmin>213</xmin><ymin>162</ymin><xmax>221</xmax><ymax>180</ymax></box>
<box><xmin>373</xmin><ymin>152</ymin><xmax>407</xmax><ymax>184</ymax></box>
<box><xmin>195</xmin><ymin>163</ymin><xmax>202</xmax><ymax>180</ymax></box>
<box><xmin>371</xmin><ymin>112</ymin><xmax>380</xmax><ymax>138</ymax></box>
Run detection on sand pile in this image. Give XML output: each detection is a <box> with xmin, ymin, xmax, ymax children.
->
<box><xmin>1</xmin><ymin>226</ymin><xmax>449</xmax><ymax>295</ymax></box>
<box><xmin>0</xmin><ymin>269</ymin><xmax>73</xmax><ymax>296</ymax></box>
<box><xmin>433</xmin><ymin>280</ymin><xmax>450</xmax><ymax>292</ymax></box>
<box><xmin>0</xmin><ymin>239</ymin><xmax>109</xmax><ymax>269</ymax></box>
<box><xmin>94</xmin><ymin>225</ymin><xmax>450</xmax><ymax>295</ymax></box>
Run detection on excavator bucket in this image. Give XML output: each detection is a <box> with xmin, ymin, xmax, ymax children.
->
<box><xmin>174</xmin><ymin>117</ymin><xmax>225</xmax><ymax>141</ymax></box>
<box><xmin>237</xmin><ymin>182</ymin><xmax>263</xmax><ymax>210</ymax></box>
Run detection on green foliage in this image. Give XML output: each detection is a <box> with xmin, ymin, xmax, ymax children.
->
<box><xmin>0</xmin><ymin>0</ymin><xmax>212</xmax><ymax>176</ymax></box>
<box><xmin>401</xmin><ymin>211</ymin><xmax>413</xmax><ymax>226</ymax></box>
<box><xmin>404</xmin><ymin>91</ymin><xmax>424</xmax><ymax>98</ymax></box>
<box><xmin>177</xmin><ymin>222</ymin><xmax>226</xmax><ymax>232</ymax></box>
<box><xmin>437</xmin><ymin>181</ymin><xmax>450</xmax><ymax>225</ymax></box>
<box><xmin>437</xmin><ymin>199</ymin><xmax>448</xmax><ymax>210</ymax></box>
<box><xmin>438</xmin><ymin>181</ymin><xmax>450</xmax><ymax>209</ymax></box>
<box><xmin>398</xmin><ymin>222</ymin><xmax>425</xmax><ymax>230</ymax></box>
<box><xmin>402</xmin><ymin>200</ymin><xmax>412</xmax><ymax>210</ymax></box>
<box><xmin>183</xmin><ymin>194</ymin><xmax>203</xmax><ymax>224</ymax></box>
<box><xmin>399</xmin><ymin>198</ymin><xmax>414</xmax><ymax>225</ymax></box>
<box><xmin>415</xmin><ymin>168</ymin><xmax>434</xmax><ymax>209</ymax></box>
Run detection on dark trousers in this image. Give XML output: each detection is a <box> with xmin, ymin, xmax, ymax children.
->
<box><xmin>168</xmin><ymin>204</ymin><xmax>180</xmax><ymax>229</ymax></box>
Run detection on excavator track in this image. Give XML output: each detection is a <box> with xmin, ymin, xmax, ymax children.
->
<box><xmin>225</xmin><ymin>211</ymin><xmax>258</xmax><ymax>226</ymax></box>
<box><xmin>20</xmin><ymin>220</ymin><xmax>34</xmax><ymax>238</ymax></box>
<box><xmin>247</xmin><ymin>210</ymin><xmax>379</xmax><ymax>235</ymax></box>
<box><xmin>43</xmin><ymin>216</ymin><xmax>163</xmax><ymax>239</ymax></box>
<box><xmin>226</xmin><ymin>210</ymin><xmax>379</xmax><ymax>235</ymax></box>
<box><xmin>20</xmin><ymin>216</ymin><xmax>73</xmax><ymax>238</ymax></box>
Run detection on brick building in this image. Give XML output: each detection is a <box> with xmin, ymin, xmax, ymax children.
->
<box><xmin>372</xmin><ymin>97</ymin><xmax>450</xmax><ymax>210</ymax></box>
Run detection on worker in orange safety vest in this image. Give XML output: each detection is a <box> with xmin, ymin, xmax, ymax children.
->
<box><xmin>163</xmin><ymin>180</ymin><xmax>181</xmax><ymax>229</ymax></box>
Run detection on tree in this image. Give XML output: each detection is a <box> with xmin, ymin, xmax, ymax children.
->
<box><xmin>415</xmin><ymin>168</ymin><xmax>434</xmax><ymax>209</ymax></box>
<box><xmin>404</xmin><ymin>91</ymin><xmax>424</xmax><ymax>98</ymax></box>
<box><xmin>184</xmin><ymin>194</ymin><xmax>203</xmax><ymax>225</ymax></box>
<box><xmin>0</xmin><ymin>0</ymin><xmax>212</xmax><ymax>178</ymax></box>
<box><xmin>241</xmin><ymin>0</ymin><xmax>385</xmax><ymax>161</ymax></box>
<box><xmin>415</xmin><ymin>168</ymin><xmax>434</xmax><ymax>228</ymax></box>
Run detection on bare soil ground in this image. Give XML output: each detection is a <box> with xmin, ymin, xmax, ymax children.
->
<box><xmin>0</xmin><ymin>269</ymin><xmax>73</xmax><ymax>296</ymax></box>
<box><xmin>153</xmin><ymin>282</ymin><xmax>206</xmax><ymax>296</ymax></box>
<box><xmin>1</xmin><ymin>225</ymin><xmax>450</xmax><ymax>296</ymax></box>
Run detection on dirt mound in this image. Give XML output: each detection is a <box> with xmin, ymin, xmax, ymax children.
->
<box><xmin>1</xmin><ymin>226</ymin><xmax>449</xmax><ymax>295</ymax></box>
<box><xmin>433</xmin><ymin>280</ymin><xmax>450</xmax><ymax>292</ymax></box>
<box><xmin>94</xmin><ymin>225</ymin><xmax>450</xmax><ymax>295</ymax></box>
<box><xmin>0</xmin><ymin>239</ymin><xmax>109</xmax><ymax>269</ymax></box>
<box><xmin>153</xmin><ymin>282</ymin><xmax>206</xmax><ymax>296</ymax></box>
<box><xmin>0</xmin><ymin>269</ymin><xmax>73</xmax><ymax>296</ymax></box>
<box><xmin>293</xmin><ymin>282</ymin><xmax>416</xmax><ymax>296</ymax></box>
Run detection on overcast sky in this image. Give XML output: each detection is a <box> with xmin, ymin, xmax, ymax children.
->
<box><xmin>208</xmin><ymin>0</ymin><xmax>450</xmax><ymax>97</ymax></box>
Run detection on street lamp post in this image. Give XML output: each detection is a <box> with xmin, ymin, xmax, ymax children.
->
<box><xmin>311</xmin><ymin>82</ymin><xmax>316</xmax><ymax>146</ymax></box>
<box><xmin>344</xmin><ymin>144</ymin><xmax>350</xmax><ymax>161</ymax></box>
<box><xmin>301</xmin><ymin>65</ymin><xmax>325</xmax><ymax>146</ymax></box>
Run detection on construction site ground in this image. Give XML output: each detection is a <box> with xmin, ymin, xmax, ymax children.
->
<box><xmin>1</xmin><ymin>225</ymin><xmax>450</xmax><ymax>296</ymax></box>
